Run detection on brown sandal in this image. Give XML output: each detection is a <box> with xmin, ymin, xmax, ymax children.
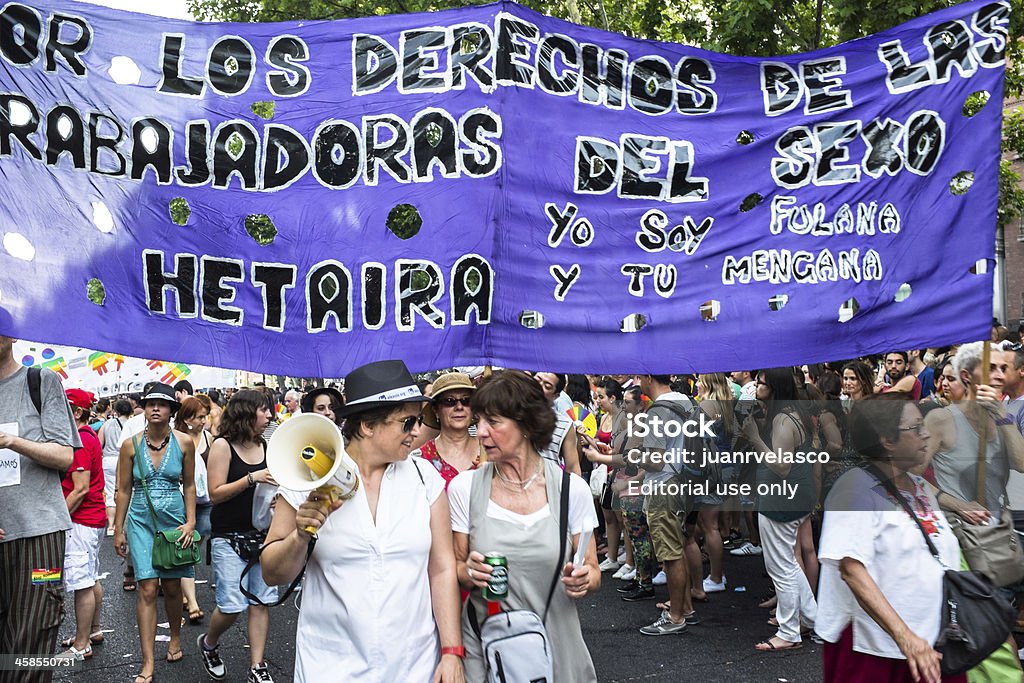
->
<box><xmin>755</xmin><ymin>638</ymin><xmax>802</xmax><ymax>652</ymax></box>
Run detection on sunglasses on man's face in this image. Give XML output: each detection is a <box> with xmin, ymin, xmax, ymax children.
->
<box><xmin>439</xmin><ymin>396</ymin><xmax>472</xmax><ymax>408</ymax></box>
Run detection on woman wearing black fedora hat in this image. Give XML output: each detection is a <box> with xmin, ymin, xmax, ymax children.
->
<box><xmin>300</xmin><ymin>387</ymin><xmax>344</xmax><ymax>427</ymax></box>
<box><xmin>262</xmin><ymin>360</ymin><xmax>464</xmax><ymax>683</ymax></box>
<box><xmin>112</xmin><ymin>383</ymin><xmax>197</xmax><ymax>683</ymax></box>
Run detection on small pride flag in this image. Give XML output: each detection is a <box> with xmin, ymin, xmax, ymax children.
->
<box><xmin>31</xmin><ymin>568</ymin><xmax>62</xmax><ymax>584</ymax></box>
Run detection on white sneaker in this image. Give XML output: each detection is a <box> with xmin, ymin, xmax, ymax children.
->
<box><xmin>612</xmin><ymin>563</ymin><xmax>633</xmax><ymax>579</ymax></box>
<box><xmin>652</xmin><ymin>570</ymin><xmax>668</xmax><ymax>585</ymax></box>
<box><xmin>617</xmin><ymin>548</ymin><xmax>627</xmax><ymax>563</ymax></box>
<box><xmin>703</xmin><ymin>575</ymin><xmax>726</xmax><ymax>593</ymax></box>
<box><xmin>622</xmin><ymin>566</ymin><xmax>637</xmax><ymax>581</ymax></box>
<box><xmin>598</xmin><ymin>558</ymin><xmax>620</xmax><ymax>572</ymax></box>
<box><xmin>729</xmin><ymin>542</ymin><xmax>763</xmax><ymax>556</ymax></box>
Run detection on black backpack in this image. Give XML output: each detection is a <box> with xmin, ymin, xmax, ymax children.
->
<box><xmin>27</xmin><ymin>366</ymin><xmax>42</xmax><ymax>413</ymax></box>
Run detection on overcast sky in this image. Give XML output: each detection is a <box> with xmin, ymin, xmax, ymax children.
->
<box><xmin>78</xmin><ymin>0</ymin><xmax>194</xmax><ymax>20</ymax></box>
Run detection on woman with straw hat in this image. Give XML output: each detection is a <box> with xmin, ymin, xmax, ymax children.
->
<box><xmin>419</xmin><ymin>372</ymin><xmax>483</xmax><ymax>489</ymax></box>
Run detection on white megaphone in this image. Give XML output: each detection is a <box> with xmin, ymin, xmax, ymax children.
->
<box><xmin>267</xmin><ymin>413</ymin><xmax>360</xmax><ymax>535</ymax></box>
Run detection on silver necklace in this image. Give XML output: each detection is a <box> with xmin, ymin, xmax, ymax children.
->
<box><xmin>495</xmin><ymin>460</ymin><xmax>542</xmax><ymax>491</ymax></box>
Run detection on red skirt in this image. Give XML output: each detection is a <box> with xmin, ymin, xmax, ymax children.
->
<box><xmin>824</xmin><ymin>625</ymin><xmax>967</xmax><ymax>683</ymax></box>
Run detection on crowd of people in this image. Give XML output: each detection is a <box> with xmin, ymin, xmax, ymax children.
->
<box><xmin>3</xmin><ymin>318</ymin><xmax>1024</xmax><ymax>683</ymax></box>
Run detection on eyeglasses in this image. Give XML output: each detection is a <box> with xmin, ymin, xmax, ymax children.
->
<box><xmin>898</xmin><ymin>423</ymin><xmax>926</xmax><ymax>435</ymax></box>
<box><xmin>391</xmin><ymin>415</ymin><xmax>423</xmax><ymax>433</ymax></box>
<box><xmin>439</xmin><ymin>396</ymin><xmax>471</xmax><ymax>408</ymax></box>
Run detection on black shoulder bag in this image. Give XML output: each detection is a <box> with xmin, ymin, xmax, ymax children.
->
<box><xmin>865</xmin><ymin>465</ymin><xmax>1015</xmax><ymax>675</ymax></box>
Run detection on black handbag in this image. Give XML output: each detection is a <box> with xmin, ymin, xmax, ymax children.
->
<box><xmin>866</xmin><ymin>466</ymin><xmax>1015</xmax><ymax>675</ymax></box>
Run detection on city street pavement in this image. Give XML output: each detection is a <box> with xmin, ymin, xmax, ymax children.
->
<box><xmin>56</xmin><ymin>537</ymin><xmax>822</xmax><ymax>682</ymax></box>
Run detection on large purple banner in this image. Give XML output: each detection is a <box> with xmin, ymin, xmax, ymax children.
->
<box><xmin>0</xmin><ymin>0</ymin><xmax>1005</xmax><ymax>374</ymax></box>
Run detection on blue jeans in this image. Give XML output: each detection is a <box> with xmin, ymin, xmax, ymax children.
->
<box><xmin>210</xmin><ymin>537</ymin><xmax>277</xmax><ymax>613</ymax></box>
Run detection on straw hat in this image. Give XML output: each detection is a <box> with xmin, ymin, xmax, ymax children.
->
<box><xmin>422</xmin><ymin>372</ymin><xmax>475</xmax><ymax>429</ymax></box>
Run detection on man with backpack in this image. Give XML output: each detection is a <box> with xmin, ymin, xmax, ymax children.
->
<box><xmin>0</xmin><ymin>315</ymin><xmax>80</xmax><ymax>683</ymax></box>
<box><xmin>635</xmin><ymin>373</ymin><xmax>698</xmax><ymax>635</ymax></box>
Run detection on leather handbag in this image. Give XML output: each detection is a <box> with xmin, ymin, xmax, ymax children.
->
<box><xmin>151</xmin><ymin>528</ymin><xmax>202</xmax><ymax>570</ymax></box>
<box><xmin>867</xmin><ymin>466</ymin><xmax>1015</xmax><ymax>675</ymax></box>
<box><xmin>944</xmin><ymin>406</ymin><xmax>1024</xmax><ymax>588</ymax></box>
<box><xmin>946</xmin><ymin>508</ymin><xmax>1024</xmax><ymax>587</ymax></box>
<box><xmin>134</xmin><ymin>440</ymin><xmax>201</xmax><ymax>571</ymax></box>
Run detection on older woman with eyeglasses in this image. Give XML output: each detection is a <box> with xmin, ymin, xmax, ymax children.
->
<box><xmin>262</xmin><ymin>360</ymin><xmax>463</xmax><ymax>683</ymax></box>
<box><xmin>819</xmin><ymin>394</ymin><xmax>965</xmax><ymax>683</ymax></box>
<box><xmin>418</xmin><ymin>373</ymin><xmax>482</xmax><ymax>489</ymax></box>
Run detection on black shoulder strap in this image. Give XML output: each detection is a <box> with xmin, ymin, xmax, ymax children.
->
<box><xmin>654</xmin><ymin>399</ymin><xmax>691</xmax><ymax>422</ymax></box>
<box><xmin>239</xmin><ymin>535</ymin><xmax>316</xmax><ymax>607</ymax></box>
<box><xmin>27</xmin><ymin>366</ymin><xmax>41</xmax><ymax>414</ymax></box>
<box><xmin>864</xmin><ymin>464</ymin><xmax>941</xmax><ymax>561</ymax></box>
<box><xmin>543</xmin><ymin>468</ymin><xmax>571</xmax><ymax>623</ymax></box>
<box><xmin>411</xmin><ymin>456</ymin><xmax>426</xmax><ymax>485</ymax></box>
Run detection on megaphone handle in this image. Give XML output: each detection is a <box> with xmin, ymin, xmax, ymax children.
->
<box><xmin>302</xmin><ymin>486</ymin><xmax>338</xmax><ymax>537</ymax></box>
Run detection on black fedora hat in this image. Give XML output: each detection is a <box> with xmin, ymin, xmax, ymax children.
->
<box><xmin>301</xmin><ymin>386</ymin><xmax>345</xmax><ymax>414</ymax></box>
<box><xmin>140</xmin><ymin>382</ymin><xmax>181</xmax><ymax>412</ymax></box>
<box><xmin>337</xmin><ymin>360</ymin><xmax>430</xmax><ymax>418</ymax></box>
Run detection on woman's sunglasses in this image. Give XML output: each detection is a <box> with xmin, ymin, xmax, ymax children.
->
<box><xmin>439</xmin><ymin>396</ymin><xmax>472</xmax><ymax>408</ymax></box>
<box><xmin>392</xmin><ymin>415</ymin><xmax>423</xmax><ymax>433</ymax></box>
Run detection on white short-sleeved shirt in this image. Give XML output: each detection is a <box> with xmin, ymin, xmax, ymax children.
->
<box><xmin>448</xmin><ymin>467</ymin><xmax>598</xmax><ymax>536</ymax></box>
<box><xmin>279</xmin><ymin>456</ymin><xmax>445</xmax><ymax>683</ymax></box>
<box><xmin>117</xmin><ymin>413</ymin><xmax>147</xmax><ymax>447</ymax></box>
<box><xmin>817</xmin><ymin>467</ymin><xmax>961</xmax><ymax>659</ymax></box>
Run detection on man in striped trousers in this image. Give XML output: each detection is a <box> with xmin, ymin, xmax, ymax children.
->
<box><xmin>0</xmin><ymin>315</ymin><xmax>79</xmax><ymax>683</ymax></box>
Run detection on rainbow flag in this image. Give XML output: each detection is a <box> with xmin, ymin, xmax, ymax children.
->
<box><xmin>567</xmin><ymin>404</ymin><xmax>597</xmax><ymax>438</ymax></box>
<box><xmin>31</xmin><ymin>568</ymin><xmax>62</xmax><ymax>584</ymax></box>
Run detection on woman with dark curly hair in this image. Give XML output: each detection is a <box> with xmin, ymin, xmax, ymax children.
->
<box><xmin>449</xmin><ymin>370</ymin><xmax>600</xmax><ymax>681</ymax></box>
<box><xmin>198</xmin><ymin>390</ymin><xmax>278</xmax><ymax>683</ymax></box>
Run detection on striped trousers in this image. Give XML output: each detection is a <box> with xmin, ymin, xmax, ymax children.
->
<box><xmin>0</xmin><ymin>531</ymin><xmax>66</xmax><ymax>683</ymax></box>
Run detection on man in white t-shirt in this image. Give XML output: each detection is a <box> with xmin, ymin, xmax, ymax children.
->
<box><xmin>118</xmin><ymin>382</ymin><xmax>158</xmax><ymax>448</ymax></box>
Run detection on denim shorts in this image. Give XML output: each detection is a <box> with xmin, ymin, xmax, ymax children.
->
<box><xmin>210</xmin><ymin>536</ymin><xmax>277</xmax><ymax>613</ymax></box>
<box><xmin>195</xmin><ymin>504</ymin><xmax>212</xmax><ymax>539</ymax></box>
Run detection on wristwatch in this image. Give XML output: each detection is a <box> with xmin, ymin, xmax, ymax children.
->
<box><xmin>247</xmin><ymin>472</ymin><xmax>255</xmax><ymax>487</ymax></box>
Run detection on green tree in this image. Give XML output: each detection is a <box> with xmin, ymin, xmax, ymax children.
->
<box><xmin>189</xmin><ymin>0</ymin><xmax>1024</xmax><ymax>224</ymax></box>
